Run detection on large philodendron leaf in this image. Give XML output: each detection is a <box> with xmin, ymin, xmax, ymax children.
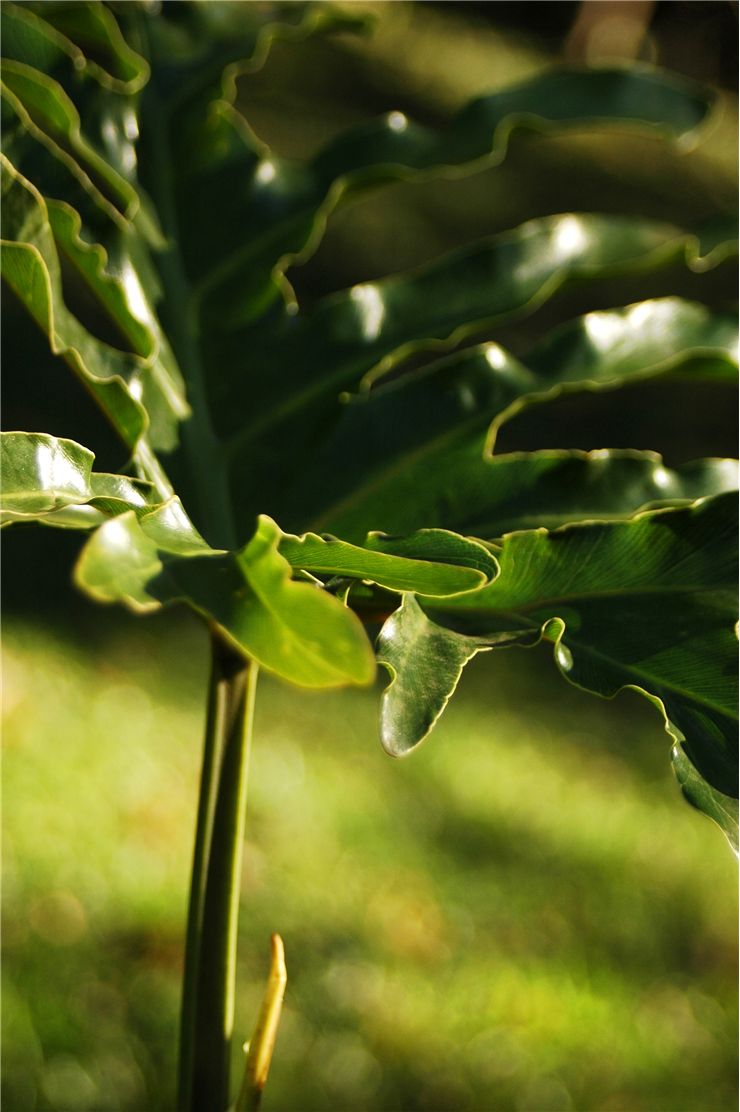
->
<box><xmin>318</xmin><ymin>445</ymin><xmax>739</xmax><ymax>544</ymax></box>
<box><xmin>128</xmin><ymin>15</ymin><xmax>733</xmax><ymax>542</ymax></box>
<box><xmin>2</xmin><ymin>2</ymin><xmax>737</xmax><ymax>856</ymax></box>
<box><xmin>3</xmin><ymin>0</ymin><xmax>735</xmax><ymax>545</ymax></box>
<box><xmin>378</xmin><ymin>495</ymin><xmax>738</xmax><ymax>844</ymax></box>
<box><xmin>220</xmin><ymin>228</ymin><xmax>737</xmax><ymax>536</ymax></box>
<box><xmin>307</xmin><ymin>296</ymin><xmax>738</xmax><ymax>536</ymax></box>
<box><xmin>0</xmin><ymin>6</ymin><xmax>332</xmax><ymax>466</ymax></box>
<box><xmin>139</xmin><ymin>45</ymin><xmax>717</xmax><ymax>328</ymax></box>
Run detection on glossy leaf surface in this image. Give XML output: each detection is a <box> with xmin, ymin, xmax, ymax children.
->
<box><xmin>378</xmin><ymin>594</ymin><xmax>532</xmax><ymax>756</ymax></box>
<box><xmin>2</xmin><ymin>431</ymin><xmax>373</xmax><ymax>687</ymax></box>
<box><xmin>3</xmin><ymin>0</ymin><xmax>731</xmax><ymax>536</ymax></box>
<box><xmin>0</xmin><ymin>431</ymin><xmax>157</xmax><ymax>526</ymax></box>
<box><xmin>380</xmin><ymin>497</ymin><xmax>737</xmax><ymax>806</ymax></box>
<box><xmin>278</xmin><ymin>528</ymin><xmax>496</xmax><ymax>596</ymax></box>
<box><xmin>2</xmin><ymin>2</ymin><xmax>736</xmax><ymax>838</ymax></box>
<box><xmin>312</xmin><ymin>297</ymin><xmax>737</xmax><ymax>536</ymax></box>
<box><xmin>321</xmin><ymin>445</ymin><xmax>738</xmax><ymax>542</ymax></box>
<box><xmin>75</xmin><ymin>511</ymin><xmax>376</xmax><ymax>687</ymax></box>
<box><xmin>672</xmin><ymin>743</ymin><xmax>739</xmax><ymax>853</ymax></box>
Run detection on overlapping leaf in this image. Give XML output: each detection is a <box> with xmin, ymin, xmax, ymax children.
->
<box><xmin>75</xmin><ymin>511</ymin><xmax>377</xmax><ymax>687</ymax></box>
<box><xmin>379</xmin><ymin>497</ymin><xmax>738</xmax><ymax>814</ymax></box>
<box><xmin>278</xmin><ymin>528</ymin><xmax>497</xmax><ymax>597</ymax></box>
<box><xmin>308</xmin><ymin>296</ymin><xmax>738</xmax><ymax>537</ymax></box>
<box><xmin>1</xmin><ymin>430</ymin><xmax>374</xmax><ymax>686</ymax></box>
<box><xmin>220</xmin><ymin>235</ymin><xmax>737</xmax><ymax>536</ymax></box>
<box><xmin>321</xmin><ymin>446</ymin><xmax>738</xmax><ymax>543</ymax></box>
<box><xmin>0</xmin><ymin>431</ymin><xmax>158</xmax><ymax>527</ymax></box>
<box><xmin>1</xmin><ymin>2</ymin><xmax>737</xmax><ymax>841</ymax></box>
<box><xmin>4</xmin><ymin>1</ymin><xmax>731</xmax><ymax>529</ymax></box>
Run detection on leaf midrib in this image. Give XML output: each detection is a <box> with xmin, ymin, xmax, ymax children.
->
<box><xmin>425</xmin><ymin>593</ymin><xmax>736</xmax><ymax>718</ymax></box>
<box><xmin>557</xmin><ymin>627</ymin><xmax>738</xmax><ymax>720</ymax></box>
<box><xmin>433</xmin><ymin>582</ymin><xmax>734</xmax><ymax>612</ymax></box>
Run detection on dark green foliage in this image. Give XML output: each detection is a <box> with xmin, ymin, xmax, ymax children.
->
<box><xmin>1</xmin><ymin>3</ymin><xmax>737</xmax><ymax>845</ymax></box>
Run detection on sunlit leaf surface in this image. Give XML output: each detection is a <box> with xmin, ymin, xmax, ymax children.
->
<box><xmin>1</xmin><ymin>1</ymin><xmax>737</xmax><ymax>839</ymax></box>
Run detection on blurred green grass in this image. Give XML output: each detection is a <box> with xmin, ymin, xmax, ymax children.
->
<box><xmin>3</xmin><ymin>613</ymin><xmax>736</xmax><ymax>1112</ymax></box>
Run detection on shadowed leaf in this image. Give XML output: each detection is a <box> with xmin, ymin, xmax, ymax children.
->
<box><xmin>379</xmin><ymin>497</ymin><xmax>737</xmax><ymax>844</ymax></box>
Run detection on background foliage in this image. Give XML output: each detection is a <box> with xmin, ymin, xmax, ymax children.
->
<box><xmin>3</xmin><ymin>1</ymin><xmax>738</xmax><ymax>1110</ymax></box>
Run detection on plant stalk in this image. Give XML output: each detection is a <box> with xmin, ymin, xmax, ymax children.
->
<box><xmin>136</xmin><ymin>42</ymin><xmax>237</xmax><ymax>551</ymax></box>
<box><xmin>178</xmin><ymin>630</ymin><xmax>258</xmax><ymax>1112</ymax></box>
<box><xmin>236</xmin><ymin>933</ymin><xmax>287</xmax><ymax>1112</ymax></box>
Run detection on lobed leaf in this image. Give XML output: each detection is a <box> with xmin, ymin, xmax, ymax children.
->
<box><xmin>1</xmin><ymin>59</ymin><xmax>137</xmax><ymax>219</ymax></box>
<box><xmin>382</xmin><ymin>496</ymin><xmax>738</xmax><ymax>809</ymax></box>
<box><xmin>3</xmin><ymin>2</ymin><xmax>149</xmax><ymax>96</ymax></box>
<box><xmin>672</xmin><ymin>743</ymin><xmax>739</xmax><ymax>854</ymax></box>
<box><xmin>1</xmin><ymin>431</ymin><xmax>374</xmax><ymax>688</ymax></box>
<box><xmin>4</xmin><ymin>2</ymin><xmax>736</xmax><ymax>546</ymax></box>
<box><xmin>378</xmin><ymin>594</ymin><xmax>533</xmax><ymax>757</ymax></box>
<box><xmin>178</xmin><ymin>65</ymin><xmax>717</xmax><ymax>324</ymax></box>
<box><xmin>307</xmin><ymin>296</ymin><xmax>738</xmax><ymax>536</ymax></box>
<box><xmin>2</xmin><ymin>4</ymin><xmax>736</xmax><ymax>846</ymax></box>
<box><xmin>76</xmin><ymin>512</ymin><xmax>376</xmax><ymax>688</ymax></box>
<box><xmin>222</xmin><ymin>248</ymin><xmax>737</xmax><ymax>537</ymax></box>
<box><xmin>319</xmin><ymin>444</ymin><xmax>739</xmax><ymax>544</ymax></box>
<box><xmin>1</xmin><ymin>1</ymin><xmax>148</xmax><ymax>209</ymax></box>
<box><xmin>278</xmin><ymin>527</ymin><xmax>496</xmax><ymax>597</ymax></box>
<box><xmin>0</xmin><ymin>431</ymin><xmax>157</xmax><ymax>527</ymax></box>
<box><xmin>1</xmin><ymin>153</ymin><xmax>188</xmax><ymax>462</ymax></box>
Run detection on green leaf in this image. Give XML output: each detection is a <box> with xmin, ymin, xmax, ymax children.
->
<box><xmin>378</xmin><ymin>594</ymin><xmax>533</xmax><ymax>756</ymax></box>
<box><xmin>1</xmin><ymin>156</ymin><xmax>147</xmax><ymax>446</ymax></box>
<box><xmin>309</xmin><ymin>297</ymin><xmax>737</xmax><ymax>536</ymax></box>
<box><xmin>313</xmin><ymin>65</ymin><xmax>713</xmax><ymax>177</ymax></box>
<box><xmin>320</xmin><ymin>446</ymin><xmax>738</xmax><ymax>542</ymax></box>
<box><xmin>167</xmin><ymin>64</ymin><xmax>716</xmax><ymax>325</ymax></box>
<box><xmin>2</xmin><ymin>2</ymin><xmax>149</xmax><ymax>96</ymax></box>
<box><xmin>3</xmin><ymin>0</ymin><xmax>736</xmax><ymax>846</ymax></box>
<box><xmin>1</xmin><ymin>2</ymin><xmax>148</xmax><ymax>207</ymax></box>
<box><xmin>380</xmin><ymin>497</ymin><xmax>737</xmax><ymax>812</ymax></box>
<box><xmin>5</xmin><ymin>1</ymin><xmax>735</xmax><ymax>545</ymax></box>
<box><xmin>1</xmin><ymin>78</ymin><xmax>126</xmax><ymax>235</ymax></box>
<box><xmin>1</xmin><ymin>59</ymin><xmax>137</xmax><ymax>218</ymax></box>
<box><xmin>1</xmin><ymin>431</ymin><xmax>96</xmax><ymax>519</ymax></box>
<box><xmin>278</xmin><ymin>528</ymin><xmax>496</xmax><ymax>597</ymax></box>
<box><xmin>47</xmin><ymin>199</ymin><xmax>189</xmax><ymax>453</ymax></box>
<box><xmin>1</xmin><ymin>429</ymin><xmax>374</xmax><ymax>687</ymax></box>
<box><xmin>224</xmin><ymin>244</ymin><xmax>736</xmax><ymax>537</ymax></box>
<box><xmin>75</xmin><ymin>511</ymin><xmax>375</xmax><ymax>688</ymax></box>
<box><xmin>0</xmin><ymin>430</ymin><xmax>157</xmax><ymax>526</ymax></box>
<box><xmin>1</xmin><ymin>154</ymin><xmax>188</xmax><ymax>465</ymax></box>
<box><xmin>672</xmin><ymin>743</ymin><xmax>739</xmax><ymax>852</ymax></box>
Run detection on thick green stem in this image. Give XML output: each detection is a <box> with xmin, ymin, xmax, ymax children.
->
<box><xmin>178</xmin><ymin>630</ymin><xmax>258</xmax><ymax>1112</ymax></box>
<box><xmin>138</xmin><ymin>48</ymin><xmax>236</xmax><ymax>550</ymax></box>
